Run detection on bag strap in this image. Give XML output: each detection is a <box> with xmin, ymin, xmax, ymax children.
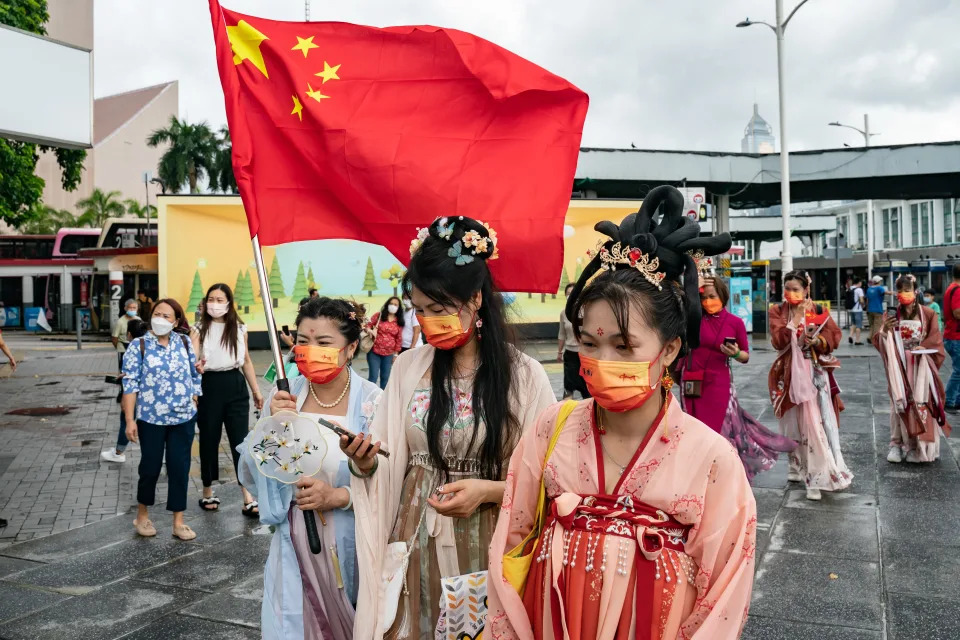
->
<box><xmin>531</xmin><ymin>400</ymin><xmax>578</xmax><ymax>532</ymax></box>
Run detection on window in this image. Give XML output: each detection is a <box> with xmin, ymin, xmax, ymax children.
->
<box><xmin>945</xmin><ymin>199</ymin><xmax>953</xmax><ymax>244</ymax></box>
<box><xmin>837</xmin><ymin>215</ymin><xmax>849</xmax><ymax>246</ymax></box>
<box><xmin>911</xmin><ymin>203</ymin><xmax>919</xmax><ymax>246</ymax></box>
<box><xmin>883</xmin><ymin>207</ymin><xmax>900</xmax><ymax>248</ymax></box>
<box><xmin>921</xmin><ymin>201</ymin><xmax>931</xmax><ymax>245</ymax></box>
<box><xmin>883</xmin><ymin>210</ymin><xmax>890</xmax><ymax>247</ymax></box>
<box><xmin>856</xmin><ymin>212</ymin><xmax>866</xmax><ymax>249</ymax></box>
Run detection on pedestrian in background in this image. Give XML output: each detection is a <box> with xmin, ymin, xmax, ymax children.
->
<box><xmin>111</xmin><ymin>300</ymin><xmax>140</xmax><ymax>403</ymax></box>
<box><xmin>940</xmin><ymin>263</ymin><xmax>960</xmax><ymax>414</ymax></box>
<box><xmin>192</xmin><ymin>284</ymin><xmax>264</xmax><ymax>516</ymax></box>
<box><xmin>122</xmin><ymin>298</ymin><xmax>202</xmax><ymax>541</ymax></box>
<box><xmin>0</xmin><ymin>329</ymin><xmax>16</xmax><ymax>372</ymax></box>
<box><xmin>137</xmin><ymin>289</ymin><xmax>154</xmax><ymax>320</ymax></box>
<box><xmin>866</xmin><ymin>275</ymin><xmax>887</xmax><ymax>340</ymax></box>
<box><xmin>399</xmin><ymin>293</ymin><xmax>422</xmax><ymax>353</ymax></box>
<box><xmin>557</xmin><ymin>282</ymin><xmax>589</xmax><ymax>399</ymax></box>
<box><xmin>102</xmin><ymin>319</ymin><xmax>148</xmax><ymax>463</ymax></box>
<box><xmin>848</xmin><ymin>278</ymin><xmax>865</xmax><ymax>345</ymax></box>
<box><xmin>363</xmin><ymin>296</ymin><xmax>402</xmax><ymax>389</ymax></box>
<box><xmin>924</xmin><ymin>288</ymin><xmax>943</xmax><ymax>329</ymax></box>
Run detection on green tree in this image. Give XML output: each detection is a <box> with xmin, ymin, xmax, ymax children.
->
<box><xmin>558</xmin><ymin>266</ymin><xmax>570</xmax><ymax>294</ymax></box>
<box><xmin>123</xmin><ymin>198</ymin><xmax>156</xmax><ymax>219</ymax></box>
<box><xmin>233</xmin><ymin>269</ymin><xmax>246</xmax><ymax>312</ymax></box>
<box><xmin>210</xmin><ymin>125</ymin><xmax>238</xmax><ymax>194</ymax></box>
<box><xmin>147</xmin><ymin>116</ymin><xmax>218</xmax><ymax>194</ymax></box>
<box><xmin>238</xmin><ymin>270</ymin><xmax>256</xmax><ymax>313</ymax></box>
<box><xmin>361</xmin><ymin>257</ymin><xmax>378</xmax><ymax>297</ymax></box>
<box><xmin>0</xmin><ymin>2</ymin><xmax>86</xmax><ymax>227</ymax></box>
<box><xmin>76</xmin><ymin>188</ymin><xmax>125</xmax><ymax>228</ymax></box>
<box><xmin>17</xmin><ymin>205</ymin><xmax>75</xmax><ymax>234</ymax></box>
<box><xmin>380</xmin><ymin>264</ymin><xmax>404</xmax><ymax>296</ymax></box>
<box><xmin>267</xmin><ymin>254</ymin><xmax>285</xmax><ymax>308</ymax></box>
<box><xmin>575</xmin><ymin>259</ymin><xmax>584</xmax><ymax>281</ymax></box>
<box><xmin>187</xmin><ymin>270</ymin><xmax>205</xmax><ymax>311</ymax></box>
<box><xmin>307</xmin><ymin>265</ymin><xmax>316</xmax><ymax>290</ymax></box>
<box><xmin>290</xmin><ymin>261</ymin><xmax>309</xmax><ymax>302</ymax></box>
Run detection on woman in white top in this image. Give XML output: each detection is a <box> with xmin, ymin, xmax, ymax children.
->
<box><xmin>191</xmin><ymin>283</ymin><xmax>264</xmax><ymax>515</ymax></box>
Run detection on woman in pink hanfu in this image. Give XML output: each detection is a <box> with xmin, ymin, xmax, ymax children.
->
<box><xmin>487</xmin><ymin>187</ymin><xmax>757</xmax><ymax>640</ymax></box>
<box><xmin>682</xmin><ymin>276</ymin><xmax>795</xmax><ymax>482</ymax></box>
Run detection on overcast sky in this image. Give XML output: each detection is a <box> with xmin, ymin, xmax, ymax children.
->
<box><xmin>93</xmin><ymin>0</ymin><xmax>960</xmax><ymax>153</ymax></box>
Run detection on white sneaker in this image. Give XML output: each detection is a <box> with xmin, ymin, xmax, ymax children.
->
<box><xmin>904</xmin><ymin>450</ymin><xmax>922</xmax><ymax>464</ymax></box>
<box><xmin>787</xmin><ymin>470</ymin><xmax>803</xmax><ymax>482</ymax></box>
<box><xmin>886</xmin><ymin>446</ymin><xmax>903</xmax><ymax>464</ymax></box>
<box><xmin>806</xmin><ymin>488</ymin><xmax>822</xmax><ymax>501</ymax></box>
<box><xmin>101</xmin><ymin>449</ymin><xmax>126</xmax><ymax>463</ymax></box>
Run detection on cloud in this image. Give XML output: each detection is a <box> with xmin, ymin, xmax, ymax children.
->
<box><xmin>93</xmin><ymin>0</ymin><xmax>960</xmax><ymax>154</ymax></box>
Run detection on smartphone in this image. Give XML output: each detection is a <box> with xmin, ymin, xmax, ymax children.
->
<box><xmin>886</xmin><ymin>305</ymin><xmax>898</xmax><ymax>318</ymax></box>
<box><xmin>282</xmin><ymin>325</ymin><xmax>290</xmax><ymax>334</ymax></box>
<box><xmin>722</xmin><ymin>337</ymin><xmax>737</xmax><ymax>346</ymax></box>
<box><xmin>316</xmin><ymin>416</ymin><xmax>390</xmax><ymax>458</ymax></box>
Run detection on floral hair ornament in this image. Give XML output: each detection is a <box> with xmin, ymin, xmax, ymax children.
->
<box><xmin>408</xmin><ymin>216</ymin><xmax>500</xmax><ymax>264</ymax></box>
<box><xmin>595</xmin><ymin>241</ymin><xmax>666</xmax><ymax>290</ymax></box>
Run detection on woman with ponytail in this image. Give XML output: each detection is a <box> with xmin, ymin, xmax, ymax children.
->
<box><xmin>343</xmin><ymin>217</ymin><xmax>555</xmax><ymax>640</ymax></box>
<box><xmin>487</xmin><ymin>186</ymin><xmax>756</xmax><ymax>639</ymax></box>
<box><xmin>769</xmin><ymin>270</ymin><xmax>852</xmax><ymax>501</ymax></box>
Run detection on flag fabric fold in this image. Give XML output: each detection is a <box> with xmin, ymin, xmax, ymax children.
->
<box><xmin>209</xmin><ymin>0</ymin><xmax>588</xmax><ymax>293</ymax></box>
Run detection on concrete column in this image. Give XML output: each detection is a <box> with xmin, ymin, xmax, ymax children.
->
<box><xmin>716</xmin><ymin>194</ymin><xmax>731</xmax><ymax>236</ymax></box>
<box><xmin>60</xmin><ymin>268</ymin><xmax>73</xmax><ymax>305</ymax></box>
<box><xmin>21</xmin><ymin>276</ymin><xmax>33</xmax><ymax>305</ymax></box>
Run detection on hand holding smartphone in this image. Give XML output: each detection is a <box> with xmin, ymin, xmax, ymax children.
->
<box><xmin>319</xmin><ymin>417</ymin><xmax>390</xmax><ymax>458</ymax></box>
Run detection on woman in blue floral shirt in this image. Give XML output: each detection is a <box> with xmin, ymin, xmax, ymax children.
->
<box><xmin>122</xmin><ymin>298</ymin><xmax>203</xmax><ymax>541</ymax></box>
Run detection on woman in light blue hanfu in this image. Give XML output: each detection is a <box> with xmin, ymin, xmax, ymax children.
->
<box><xmin>238</xmin><ymin>298</ymin><xmax>381</xmax><ymax>640</ymax></box>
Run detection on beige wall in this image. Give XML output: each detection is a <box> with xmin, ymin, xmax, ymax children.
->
<box><xmin>45</xmin><ymin>0</ymin><xmax>93</xmax><ymax>50</ymax></box>
<box><xmin>94</xmin><ymin>83</ymin><xmax>178</xmax><ymax>210</ymax></box>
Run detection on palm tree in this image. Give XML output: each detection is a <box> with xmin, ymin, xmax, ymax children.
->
<box><xmin>18</xmin><ymin>206</ymin><xmax>77</xmax><ymax>234</ymax></box>
<box><xmin>211</xmin><ymin>125</ymin><xmax>238</xmax><ymax>194</ymax></box>
<box><xmin>124</xmin><ymin>199</ymin><xmax>157</xmax><ymax>219</ymax></box>
<box><xmin>147</xmin><ymin>116</ymin><xmax>218</xmax><ymax>194</ymax></box>
<box><xmin>76</xmin><ymin>188</ymin><xmax>124</xmax><ymax>228</ymax></box>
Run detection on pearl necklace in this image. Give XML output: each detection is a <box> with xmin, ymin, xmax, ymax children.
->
<box><xmin>309</xmin><ymin>374</ymin><xmax>350</xmax><ymax>408</ymax></box>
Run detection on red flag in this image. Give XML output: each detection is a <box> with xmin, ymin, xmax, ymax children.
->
<box><xmin>209</xmin><ymin>0</ymin><xmax>587</xmax><ymax>293</ymax></box>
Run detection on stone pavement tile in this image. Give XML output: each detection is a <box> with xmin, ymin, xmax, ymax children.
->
<box><xmin>180</xmin><ymin>592</ymin><xmax>260</xmax><ymax>629</ymax></box>
<box><xmin>840</xmin><ymin>432</ymin><xmax>879</xmax><ymax>455</ymax></box>
<box><xmin>134</xmin><ymin>534</ymin><xmax>270</xmax><ymax>593</ymax></box>
<box><xmin>742</xmin><ymin>616</ymin><xmax>881</xmax><ymax>640</ymax></box>
<box><xmin>882</xmin><ymin>539</ymin><xmax>960</xmax><ymax>600</ymax></box>
<box><xmin>844</xmin><ymin>453</ymin><xmax>879</xmax><ymax>494</ymax></box>
<box><xmin>120</xmin><ymin>614</ymin><xmax>260</xmax><ymax>640</ymax></box>
<box><xmin>880</xmin><ymin>495</ymin><xmax>960</xmax><ymax>544</ymax></box>
<box><xmin>877</xmin><ymin>460</ymin><xmax>960</xmax><ymax>503</ymax></box>
<box><xmin>173</xmin><ymin>509</ymin><xmax>260</xmax><ymax>545</ymax></box>
<box><xmin>750</xmin><ymin>552</ymin><xmax>881</xmax><ymax>630</ymax></box>
<box><xmin>887</xmin><ymin>592</ymin><xmax>960</xmax><ymax>640</ymax></box>
<box><xmin>768</xmin><ymin>507</ymin><xmax>879</xmax><ymax>562</ymax></box>
<box><xmin>0</xmin><ymin>581</ymin><xmax>69</xmax><ymax>624</ymax></box>
<box><xmin>227</xmin><ymin>573</ymin><xmax>263</xmax><ymax>601</ymax></box>
<box><xmin>0</xmin><ymin>579</ymin><xmax>201</xmax><ymax>640</ymax></box>
<box><xmin>839</xmin><ymin>417</ymin><xmax>876</xmax><ymax>435</ymax></box>
<box><xmin>6</xmin><ymin>537</ymin><xmax>204</xmax><ymax>595</ymax></box>
<box><xmin>752</xmin><ymin>458</ymin><xmax>789</xmax><ymax>490</ymax></box>
<box><xmin>0</xmin><ymin>556</ymin><xmax>41</xmax><ymax>579</ymax></box>
<box><xmin>752</xmin><ymin>488</ymin><xmax>784</xmax><ymax>528</ymax></box>
<box><xmin>784</xmin><ymin>490</ymin><xmax>877</xmax><ymax>513</ymax></box>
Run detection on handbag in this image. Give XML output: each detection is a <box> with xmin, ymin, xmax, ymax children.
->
<box><xmin>360</xmin><ymin>313</ymin><xmax>379</xmax><ymax>354</ymax></box>
<box><xmin>436</xmin><ymin>571</ymin><xmax>487</xmax><ymax>640</ymax></box>
<box><xmin>682</xmin><ymin>370</ymin><xmax>704</xmax><ymax>398</ymax></box>
<box><xmin>502</xmin><ymin>399</ymin><xmax>577</xmax><ymax>596</ymax></box>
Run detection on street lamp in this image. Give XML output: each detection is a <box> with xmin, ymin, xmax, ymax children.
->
<box><xmin>829</xmin><ymin>115</ymin><xmax>879</xmax><ymax>278</ymax></box>
<box><xmin>736</xmin><ymin>0</ymin><xmax>812</xmax><ymax>277</ymax></box>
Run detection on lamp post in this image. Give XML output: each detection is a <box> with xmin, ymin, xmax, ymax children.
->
<box><xmin>829</xmin><ymin>115</ymin><xmax>879</xmax><ymax>278</ymax></box>
<box><xmin>737</xmin><ymin>0</ymin><xmax>812</xmax><ymax>277</ymax></box>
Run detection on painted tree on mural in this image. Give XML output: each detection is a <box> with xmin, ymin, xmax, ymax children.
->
<box><xmin>362</xmin><ymin>257</ymin><xmax>378</xmax><ymax>297</ymax></box>
<box><xmin>290</xmin><ymin>261</ymin><xmax>309</xmax><ymax>302</ymax></box>
<box><xmin>187</xmin><ymin>270</ymin><xmax>204</xmax><ymax>311</ymax></box>
<box><xmin>575</xmin><ymin>259</ymin><xmax>584</xmax><ymax>281</ymax></box>
<box><xmin>307</xmin><ymin>265</ymin><xmax>316</xmax><ymax>290</ymax></box>
<box><xmin>380</xmin><ymin>264</ymin><xmax>404</xmax><ymax>296</ymax></box>
<box><xmin>237</xmin><ymin>270</ymin><xmax>256</xmax><ymax>313</ymax></box>
<box><xmin>233</xmin><ymin>270</ymin><xmax>246</xmax><ymax>313</ymax></box>
<box><xmin>557</xmin><ymin>267</ymin><xmax>570</xmax><ymax>298</ymax></box>
<box><xmin>268</xmin><ymin>255</ymin><xmax>285</xmax><ymax>308</ymax></box>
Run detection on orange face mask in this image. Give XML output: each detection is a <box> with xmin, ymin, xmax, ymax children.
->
<box><xmin>784</xmin><ymin>290</ymin><xmax>805</xmax><ymax>305</ymax></box>
<box><xmin>897</xmin><ymin>292</ymin><xmax>916</xmax><ymax>306</ymax></box>
<box><xmin>293</xmin><ymin>345</ymin><xmax>346</xmax><ymax>385</ymax></box>
<box><xmin>702</xmin><ymin>299</ymin><xmax>723</xmax><ymax>315</ymax></box>
<box><xmin>416</xmin><ymin>310</ymin><xmax>475</xmax><ymax>350</ymax></box>
<box><xmin>579</xmin><ymin>350</ymin><xmax>664</xmax><ymax>413</ymax></box>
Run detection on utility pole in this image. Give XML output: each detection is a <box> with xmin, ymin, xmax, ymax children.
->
<box><xmin>305</xmin><ymin>0</ymin><xmax>310</xmax><ymax>21</ymax></box>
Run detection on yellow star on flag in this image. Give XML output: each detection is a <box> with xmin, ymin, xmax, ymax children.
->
<box><xmin>291</xmin><ymin>95</ymin><xmax>304</xmax><ymax>121</ymax></box>
<box><xmin>315</xmin><ymin>61</ymin><xmax>341</xmax><ymax>84</ymax></box>
<box><xmin>226</xmin><ymin>20</ymin><xmax>269</xmax><ymax>78</ymax></box>
<box><xmin>292</xmin><ymin>36</ymin><xmax>318</xmax><ymax>58</ymax></box>
<box><xmin>305</xmin><ymin>83</ymin><xmax>330</xmax><ymax>103</ymax></box>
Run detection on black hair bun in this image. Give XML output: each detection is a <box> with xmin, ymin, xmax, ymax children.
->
<box><xmin>420</xmin><ymin>216</ymin><xmax>499</xmax><ymax>262</ymax></box>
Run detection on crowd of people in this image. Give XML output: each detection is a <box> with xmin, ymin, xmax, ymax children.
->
<box><xmin>80</xmin><ymin>185</ymin><xmax>957</xmax><ymax>639</ymax></box>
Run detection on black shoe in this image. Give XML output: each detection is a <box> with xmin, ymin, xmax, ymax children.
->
<box><xmin>848</xmin><ymin>337</ymin><xmax>853</xmax><ymax>344</ymax></box>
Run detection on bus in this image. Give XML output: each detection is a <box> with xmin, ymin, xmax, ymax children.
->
<box><xmin>0</xmin><ymin>235</ymin><xmax>56</xmax><ymax>260</ymax></box>
<box><xmin>52</xmin><ymin>228</ymin><xmax>101</xmax><ymax>258</ymax></box>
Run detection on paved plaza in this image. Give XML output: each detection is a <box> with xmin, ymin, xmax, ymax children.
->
<box><xmin>0</xmin><ymin>333</ymin><xmax>957</xmax><ymax>639</ymax></box>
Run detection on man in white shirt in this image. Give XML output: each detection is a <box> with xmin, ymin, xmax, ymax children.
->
<box><xmin>400</xmin><ymin>295</ymin><xmax>422</xmax><ymax>351</ymax></box>
<box><xmin>849</xmin><ymin>279</ymin><xmax>865</xmax><ymax>345</ymax></box>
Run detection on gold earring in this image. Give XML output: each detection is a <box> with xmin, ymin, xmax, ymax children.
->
<box><xmin>661</xmin><ymin>369</ymin><xmax>674</xmax><ymax>391</ymax></box>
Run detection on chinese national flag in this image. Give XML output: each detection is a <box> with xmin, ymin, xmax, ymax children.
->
<box><xmin>209</xmin><ymin>0</ymin><xmax>588</xmax><ymax>293</ymax></box>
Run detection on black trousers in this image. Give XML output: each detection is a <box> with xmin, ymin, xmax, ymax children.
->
<box><xmin>196</xmin><ymin>369</ymin><xmax>250</xmax><ymax>488</ymax></box>
<box><xmin>562</xmin><ymin>349</ymin><xmax>591</xmax><ymax>398</ymax></box>
<box><xmin>137</xmin><ymin>418</ymin><xmax>195</xmax><ymax>512</ymax></box>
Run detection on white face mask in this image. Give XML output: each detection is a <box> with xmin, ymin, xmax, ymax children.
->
<box><xmin>206</xmin><ymin>302</ymin><xmax>229</xmax><ymax>318</ymax></box>
<box><xmin>151</xmin><ymin>317</ymin><xmax>174</xmax><ymax>336</ymax></box>
<box><xmin>402</xmin><ymin>299</ymin><xmax>412</xmax><ymax>310</ymax></box>
<box><xmin>387</xmin><ymin>304</ymin><xmax>399</xmax><ymax>314</ymax></box>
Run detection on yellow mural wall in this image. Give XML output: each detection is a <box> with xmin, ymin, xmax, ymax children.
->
<box><xmin>158</xmin><ymin>196</ymin><xmax>643</xmax><ymax>328</ymax></box>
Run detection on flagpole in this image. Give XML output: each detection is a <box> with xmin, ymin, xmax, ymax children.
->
<box><xmin>251</xmin><ymin>234</ymin><xmax>323</xmax><ymax>553</ymax></box>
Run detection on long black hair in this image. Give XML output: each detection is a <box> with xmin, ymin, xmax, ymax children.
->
<box><xmin>295</xmin><ymin>296</ymin><xmax>366</xmax><ymax>357</ymax></box>
<box><xmin>403</xmin><ymin>216</ymin><xmax>517</xmax><ymax>482</ymax></box>
<box><xmin>378</xmin><ymin>296</ymin><xmax>405</xmax><ymax>328</ymax></box>
<box><xmin>567</xmin><ymin>186</ymin><xmax>731</xmax><ymax>360</ymax></box>
<box><xmin>198</xmin><ymin>283</ymin><xmax>242</xmax><ymax>358</ymax></box>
